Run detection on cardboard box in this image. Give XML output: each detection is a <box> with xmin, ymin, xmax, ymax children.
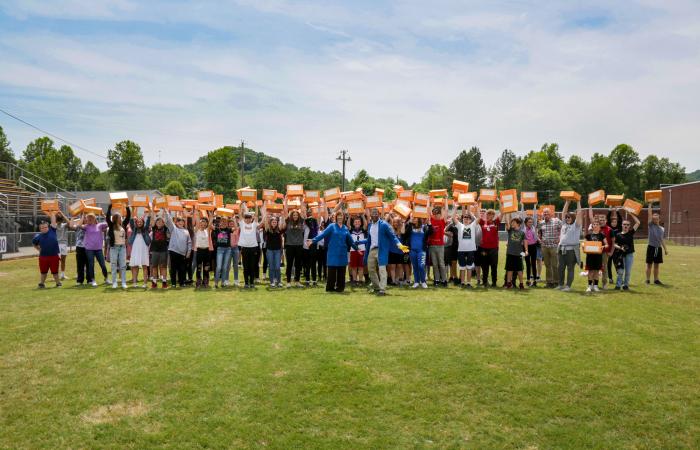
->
<box><xmin>214</xmin><ymin>194</ymin><xmax>224</xmax><ymax>208</ymax></box>
<box><xmin>457</xmin><ymin>192</ymin><xmax>477</xmax><ymax>205</ymax></box>
<box><xmin>393</xmin><ymin>184</ymin><xmax>404</xmax><ymax>193</ymax></box>
<box><xmin>583</xmin><ymin>241</ymin><xmax>603</xmax><ymax>254</ymax></box>
<box><xmin>83</xmin><ymin>205</ymin><xmax>104</xmax><ymax>215</ymax></box>
<box><xmin>429</xmin><ymin>189</ymin><xmax>448</xmax><ymax>198</ymax></box>
<box><xmin>197</xmin><ymin>190</ymin><xmax>215</xmax><ymax>203</ymax></box>
<box><xmin>344</xmin><ymin>191</ymin><xmax>365</xmax><ymax>202</ymax></box>
<box><xmin>414</xmin><ymin>192</ymin><xmax>430</xmax><ymax>206</ymax></box>
<box><xmin>560</xmin><ymin>191</ymin><xmax>581</xmax><ymax>202</ymax></box>
<box><xmin>131</xmin><ymin>193</ymin><xmax>149</xmax><ymax>207</ymax></box>
<box><xmin>286</xmin><ymin>184</ymin><xmax>304</xmax><ymax>197</ymax></box>
<box><xmin>68</xmin><ymin>199</ymin><xmax>85</xmax><ymax>216</ymax></box>
<box><xmin>500</xmin><ymin>189</ymin><xmax>518</xmax><ymax>213</ymax></box>
<box><xmin>375</xmin><ymin>188</ymin><xmax>385</xmax><ymax>197</ymax></box>
<box><xmin>263</xmin><ymin>201</ymin><xmax>282</xmax><ymax>213</ymax></box>
<box><xmin>452</xmin><ymin>180</ymin><xmax>469</xmax><ymax>193</ymax></box>
<box><xmin>197</xmin><ymin>203</ymin><xmax>216</xmax><ymax>211</ymax></box>
<box><xmin>216</xmin><ymin>208</ymin><xmax>235</xmax><ymax>217</ymax></box>
<box><xmin>166</xmin><ymin>200</ymin><xmax>183</xmax><ymax>211</ymax></box>
<box><xmin>304</xmin><ymin>190</ymin><xmax>320</xmax><ymax>203</ymax></box>
<box><xmin>520</xmin><ymin>191</ymin><xmax>538</xmax><ymax>204</ymax></box>
<box><xmin>166</xmin><ymin>195</ymin><xmax>180</xmax><ymax>202</ymax></box>
<box><xmin>588</xmin><ymin>190</ymin><xmax>606</xmax><ymax>206</ymax></box>
<box><xmin>398</xmin><ymin>190</ymin><xmax>414</xmax><ymax>201</ymax></box>
<box><xmin>326</xmin><ymin>200</ymin><xmax>338</xmax><ymax>209</ymax></box>
<box><xmin>109</xmin><ymin>192</ymin><xmax>129</xmax><ymax>204</ymax></box>
<box><xmin>153</xmin><ymin>197</ymin><xmax>168</xmax><ymax>209</ymax></box>
<box><xmin>433</xmin><ymin>198</ymin><xmax>447</xmax><ymax>207</ymax></box>
<box><xmin>413</xmin><ymin>204</ymin><xmax>429</xmax><ymax>219</ymax></box>
<box><xmin>645</xmin><ymin>190</ymin><xmax>662</xmax><ymax>203</ymax></box>
<box><xmin>41</xmin><ymin>199</ymin><xmax>60</xmax><ymax>213</ymax></box>
<box><xmin>347</xmin><ymin>200</ymin><xmax>365</xmax><ymax>214</ymax></box>
<box><xmin>366</xmin><ymin>195</ymin><xmax>382</xmax><ymax>208</ymax></box>
<box><xmin>262</xmin><ymin>189</ymin><xmax>277</xmax><ymax>201</ymax></box>
<box><xmin>238</xmin><ymin>189</ymin><xmax>257</xmax><ymax>202</ymax></box>
<box><xmin>605</xmin><ymin>194</ymin><xmax>625</xmax><ymax>207</ymax></box>
<box><xmin>82</xmin><ymin>198</ymin><xmax>96</xmax><ymax>207</ymax></box>
<box><xmin>111</xmin><ymin>203</ymin><xmax>127</xmax><ymax>217</ymax></box>
<box><xmin>181</xmin><ymin>199</ymin><xmax>197</xmax><ymax>209</ymax></box>
<box><xmin>396</xmin><ymin>199</ymin><xmax>412</xmax><ymax>209</ymax></box>
<box><xmin>287</xmin><ymin>198</ymin><xmax>302</xmax><ymax>208</ymax></box>
<box><xmin>393</xmin><ymin>203</ymin><xmax>412</xmax><ymax>219</ymax></box>
<box><xmin>538</xmin><ymin>204</ymin><xmax>556</xmax><ymax>215</ymax></box>
<box><xmin>324</xmin><ymin>187</ymin><xmax>341</xmax><ymax>201</ymax></box>
<box><xmin>623</xmin><ymin>199</ymin><xmax>642</xmax><ymax>216</ymax></box>
<box><xmin>479</xmin><ymin>189</ymin><xmax>497</xmax><ymax>202</ymax></box>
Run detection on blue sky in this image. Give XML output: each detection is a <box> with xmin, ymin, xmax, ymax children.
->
<box><xmin>1</xmin><ymin>0</ymin><xmax>699</xmax><ymax>182</ymax></box>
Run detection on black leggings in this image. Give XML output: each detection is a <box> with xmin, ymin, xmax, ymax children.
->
<box><xmin>303</xmin><ymin>246</ymin><xmax>318</xmax><ymax>282</ymax></box>
<box><xmin>326</xmin><ymin>266</ymin><xmax>347</xmax><ymax>292</ymax></box>
<box><xmin>285</xmin><ymin>245</ymin><xmax>303</xmax><ymax>282</ymax></box>
<box><xmin>195</xmin><ymin>248</ymin><xmax>211</xmax><ymax>283</ymax></box>
<box><xmin>241</xmin><ymin>246</ymin><xmax>258</xmax><ymax>286</ymax></box>
<box><xmin>480</xmin><ymin>247</ymin><xmax>499</xmax><ymax>286</ymax></box>
<box><xmin>169</xmin><ymin>251</ymin><xmax>187</xmax><ymax>287</ymax></box>
<box><xmin>262</xmin><ymin>247</ymin><xmax>268</xmax><ymax>275</ymax></box>
<box><xmin>525</xmin><ymin>243</ymin><xmax>538</xmax><ymax>280</ymax></box>
<box><xmin>76</xmin><ymin>246</ymin><xmax>87</xmax><ymax>284</ymax></box>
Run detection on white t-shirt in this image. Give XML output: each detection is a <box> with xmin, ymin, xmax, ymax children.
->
<box><xmin>455</xmin><ymin>221</ymin><xmax>478</xmax><ymax>252</ymax></box>
<box><xmin>195</xmin><ymin>229</ymin><xmax>209</xmax><ymax>249</ymax></box>
<box><xmin>238</xmin><ymin>219</ymin><xmax>259</xmax><ymax>248</ymax></box>
<box><xmin>351</xmin><ymin>229</ymin><xmax>366</xmax><ymax>252</ymax></box>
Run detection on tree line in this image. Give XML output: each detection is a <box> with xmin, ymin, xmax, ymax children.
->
<box><xmin>0</xmin><ymin>125</ymin><xmax>688</xmax><ymax>206</ymax></box>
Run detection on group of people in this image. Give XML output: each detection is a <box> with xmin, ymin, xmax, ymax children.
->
<box><xmin>32</xmin><ymin>197</ymin><xmax>668</xmax><ymax>294</ymax></box>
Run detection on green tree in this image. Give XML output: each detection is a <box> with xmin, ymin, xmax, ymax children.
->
<box><xmin>147</xmin><ymin>163</ymin><xmax>196</xmax><ymax>193</ymax></box>
<box><xmin>204</xmin><ymin>147</ymin><xmax>238</xmax><ymax>198</ymax></box>
<box><xmin>79</xmin><ymin>161</ymin><xmax>102</xmax><ymax>190</ymax></box>
<box><xmin>587</xmin><ymin>153</ymin><xmax>624</xmax><ymax>195</ymax></box>
<box><xmin>108</xmin><ymin>140</ymin><xmax>147</xmax><ymax>189</ymax></box>
<box><xmin>418</xmin><ymin>164</ymin><xmax>453</xmax><ymax>191</ymax></box>
<box><xmin>450</xmin><ymin>147</ymin><xmax>487</xmax><ymax>191</ymax></box>
<box><xmin>0</xmin><ymin>126</ymin><xmax>15</xmax><ymax>177</ymax></box>
<box><xmin>491</xmin><ymin>149</ymin><xmax>518</xmax><ymax>190</ymax></box>
<box><xmin>22</xmin><ymin>136</ymin><xmax>56</xmax><ymax>163</ymax></box>
<box><xmin>609</xmin><ymin>144</ymin><xmax>641</xmax><ymax>198</ymax></box>
<box><xmin>58</xmin><ymin>145</ymin><xmax>83</xmax><ymax>190</ymax></box>
<box><xmin>564</xmin><ymin>155</ymin><xmax>589</xmax><ymax>194</ymax></box>
<box><xmin>641</xmin><ymin>155</ymin><xmax>685</xmax><ymax>194</ymax></box>
<box><xmin>251</xmin><ymin>162</ymin><xmax>295</xmax><ymax>192</ymax></box>
<box><xmin>163</xmin><ymin>180</ymin><xmax>187</xmax><ymax>198</ymax></box>
<box><xmin>21</xmin><ymin>137</ymin><xmax>74</xmax><ymax>189</ymax></box>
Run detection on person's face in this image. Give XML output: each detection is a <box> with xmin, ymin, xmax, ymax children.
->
<box><xmin>199</xmin><ymin>219</ymin><xmax>208</xmax><ymax>229</ymax></box>
<box><xmin>652</xmin><ymin>213</ymin><xmax>660</xmax><ymax>224</ymax></box>
<box><xmin>543</xmin><ymin>209</ymin><xmax>551</xmax><ymax>220</ymax></box>
<box><xmin>39</xmin><ymin>223</ymin><xmax>48</xmax><ymax>233</ymax></box>
<box><xmin>565</xmin><ymin>215</ymin><xmax>573</xmax><ymax>224</ymax></box>
<box><xmin>228</xmin><ymin>220</ymin><xmax>236</xmax><ymax>228</ymax></box>
<box><xmin>135</xmin><ymin>217</ymin><xmax>144</xmax><ymax>228</ymax></box>
<box><xmin>336</xmin><ymin>213</ymin><xmax>345</xmax><ymax>225</ymax></box>
<box><xmin>245</xmin><ymin>216</ymin><xmax>253</xmax><ymax>224</ymax></box>
<box><xmin>511</xmin><ymin>220</ymin><xmax>520</xmax><ymax>230</ymax></box>
<box><xmin>353</xmin><ymin>218</ymin><xmax>362</xmax><ymax>229</ymax></box>
<box><xmin>270</xmin><ymin>217</ymin><xmax>278</xmax><ymax>228</ymax></box>
<box><xmin>525</xmin><ymin>218</ymin><xmax>533</xmax><ymax>227</ymax></box>
<box><xmin>462</xmin><ymin>215</ymin><xmax>472</xmax><ymax>225</ymax></box>
<box><xmin>611</xmin><ymin>217</ymin><xmax>618</xmax><ymax>227</ymax></box>
<box><xmin>155</xmin><ymin>218</ymin><xmax>165</xmax><ymax>228</ymax></box>
<box><xmin>112</xmin><ymin>214</ymin><xmax>121</xmax><ymax>226</ymax></box>
<box><xmin>598</xmin><ymin>215</ymin><xmax>607</xmax><ymax>226</ymax></box>
<box><xmin>592</xmin><ymin>223</ymin><xmax>600</xmax><ymax>233</ymax></box>
<box><xmin>392</xmin><ymin>217</ymin><xmax>401</xmax><ymax>228</ymax></box>
<box><xmin>176</xmin><ymin>218</ymin><xmax>185</xmax><ymax>229</ymax></box>
<box><xmin>370</xmin><ymin>208</ymin><xmax>379</xmax><ymax>221</ymax></box>
<box><xmin>487</xmin><ymin>211</ymin><xmax>495</xmax><ymax>221</ymax></box>
<box><xmin>86</xmin><ymin>215</ymin><xmax>96</xmax><ymax>225</ymax></box>
<box><xmin>622</xmin><ymin>221</ymin><xmax>631</xmax><ymax>231</ymax></box>
<box><xmin>291</xmin><ymin>211</ymin><xmax>300</xmax><ymax>221</ymax></box>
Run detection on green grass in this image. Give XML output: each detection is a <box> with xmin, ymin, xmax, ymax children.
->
<box><xmin>1</xmin><ymin>244</ymin><xmax>699</xmax><ymax>449</ymax></box>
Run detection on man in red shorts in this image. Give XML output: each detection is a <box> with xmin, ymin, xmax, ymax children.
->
<box><xmin>32</xmin><ymin>212</ymin><xmax>62</xmax><ymax>288</ymax></box>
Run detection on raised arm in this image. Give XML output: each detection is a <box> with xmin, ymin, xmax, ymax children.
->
<box><xmin>561</xmin><ymin>200</ymin><xmax>570</xmax><ymax>218</ymax></box>
<box><xmin>588</xmin><ymin>205</ymin><xmax>595</xmax><ymax>224</ymax></box>
<box><xmin>575</xmin><ymin>201</ymin><xmax>583</xmax><ymax>224</ymax></box>
<box><xmin>50</xmin><ymin>212</ymin><xmax>57</xmax><ymax>228</ymax></box>
<box><xmin>630</xmin><ymin>212</ymin><xmax>641</xmax><ymax>231</ymax></box>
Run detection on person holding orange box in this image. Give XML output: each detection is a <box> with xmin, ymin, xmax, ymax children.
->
<box><xmin>583</xmin><ymin>219</ymin><xmax>607</xmax><ymax>293</ymax></box>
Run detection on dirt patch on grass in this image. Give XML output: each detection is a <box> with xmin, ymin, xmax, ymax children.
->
<box><xmin>273</xmin><ymin>370</ymin><xmax>288</xmax><ymax>378</ymax></box>
<box><xmin>81</xmin><ymin>401</ymin><xmax>149</xmax><ymax>424</ymax></box>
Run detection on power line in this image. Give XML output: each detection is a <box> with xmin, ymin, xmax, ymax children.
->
<box><xmin>0</xmin><ymin>106</ymin><xmax>108</xmax><ymax>160</ymax></box>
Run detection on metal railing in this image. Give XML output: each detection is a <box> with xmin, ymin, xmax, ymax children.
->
<box><xmin>1</xmin><ymin>161</ymin><xmax>78</xmax><ymax>200</ymax></box>
<box><xmin>18</xmin><ymin>175</ymin><xmax>46</xmax><ymax>194</ymax></box>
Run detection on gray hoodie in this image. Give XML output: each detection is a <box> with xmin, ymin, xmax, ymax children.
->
<box><xmin>164</xmin><ymin>211</ymin><xmax>192</xmax><ymax>256</ymax></box>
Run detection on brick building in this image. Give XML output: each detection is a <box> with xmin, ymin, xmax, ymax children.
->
<box><xmin>662</xmin><ymin>181</ymin><xmax>700</xmax><ymax>245</ymax></box>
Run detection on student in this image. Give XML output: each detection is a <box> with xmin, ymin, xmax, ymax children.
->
<box><xmin>262</xmin><ymin>206</ymin><xmax>284</xmax><ymax>288</ymax></box>
<box><xmin>404</xmin><ymin>214</ymin><xmax>432</xmax><ymax>288</ymax></box>
<box><xmin>478</xmin><ymin>205</ymin><xmax>501</xmax><ymax>288</ymax></box>
<box><xmin>317</xmin><ymin>218</ymin><xmax>328</xmax><ymax>282</ymax></box>
<box><xmin>428</xmin><ymin>205</ymin><xmax>448</xmax><ymax>287</ymax></box>
<box><xmin>163</xmin><ymin>209</ymin><xmax>192</xmax><ymax>289</ymax></box>
<box><xmin>52</xmin><ymin>211</ymin><xmax>70</xmax><ymax>280</ymax></box>
<box><xmin>588</xmin><ymin>206</ymin><xmax>612</xmax><ymax>289</ymax></box>
<box><xmin>503</xmin><ymin>215</ymin><xmax>527</xmax><ymax>289</ymax></box>
<box><xmin>80</xmin><ymin>212</ymin><xmax>109</xmax><ymax>287</ymax></box>
<box><xmin>128</xmin><ymin>215</ymin><xmax>151</xmax><ymax>288</ymax></box>
<box><xmin>149</xmin><ymin>211</ymin><xmax>170</xmax><ymax>289</ymax></box>
<box><xmin>607</xmin><ymin>207</ymin><xmax>624</xmax><ymax>285</ymax></box>
<box><xmin>303</xmin><ymin>213</ymin><xmax>319</xmax><ymax>287</ymax></box>
<box><xmin>68</xmin><ymin>216</ymin><xmax>86</xmax><ymax>285</ymax></box>
<box><xmin>451</xmin><ymin>206</ymin><xmax>479</xmax><ymax>288</ymax></box>
<box><xmin>361</xmin><ymin>207</ymin><xmax>409</xmax><ymax>296</ymax></box>
<box><xmin>185</xmin><ymin>212</ymin><xmax>195</xmax><ymax>286</ymax></box>
<box><xmin>105</xmin><ymin>204</ymin><xmax>131</xmax><ymax>289</ymax></box>
<box><xmin>212</xmin><ymin>216</ymin><xmax>233</xmax><ymax>288</ymax></box>
<box><xmin>613</xmin><ymin>212</ymin><xmax>640</xmax><ymax>290</ymax></box>
<box><xmin>388</xmin><ymin>216</ymin><xmax>406</xmax><ymax>286</ymax></box>
<box><xmin>229</xmin><ymin>217</ymin><xmax>241</xmax><ymax>287</ymax></box>
<box><xmin>193</xmin><ymin>211</ymin><xmax>213</xmax><ymax>288</ymax></box>
<box><xmin>282</xmin><ymin>202</ymin><xmax>305</xmax><ymax>287</ymax></box>
<box><xmin>32</xmin><ymin>213</ymin><xmax>62</xmax><ymax>288</ymax></box>
<box><xmin>584</xmin><ymin>221</ymin><xmax>607</xmax><ymax>293</ymax></box>
<box><xmin>557</xmin><ymin>200</ymin><xmax>582</xmax><ymax>292</ymax></box>
<box><xmin>520</xmin><ymin>205</ymin><xmax>540</xmax><ymax>287</ymax></box>
<box><xmin>309</xmin><ymin>209</ymin><xmax>358</xmax><ymax>292</ymax></box>
<box><xmin>537</xmin><ymin>207</ymin><xmax>562</xmax><ymax>288</ymax></box>
<box><xmin>348</xmin><ymin>215</ymin><xmax>366</xmax><ymax>287</ymax></box>
<box><xmin>645</xmin><ymin>203</ymin><xmax>668</xmax><ymax>285</ymax></box>
<box><xmin>238</xmin><ymin>203</ymin><xmax>260</xmax><ymax>289</ymax></box>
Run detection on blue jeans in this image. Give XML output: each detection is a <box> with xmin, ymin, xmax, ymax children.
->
<box><xmin>85</xmin><ymin>249</ymin><xmax>107</xmax><ymax>283</ymax></box>
<box><xmin>215</xmin><ymin>247</ymin><xmax>232</xmax><ymax>282</ymax></box>
<box><xmin>616</xmin><ymin>253</ymin><xmax>635</xmax><ymax>288</ymax></box>
<box><xmin>410</xmin><ymin>249</ymin><xmax>426</xmax><ymax>283</ymax></box>
<box><xmin>229</xmin><ymin>247</ymin><xmax>240</xmax><ymax>282</ymax></box>
<box><xmin>267</xmin><ymin>249</ymin><xmax>282</xmax><ymax>284</ymax></box>
<box><xmin>109</xmin><ymin>245</ymin><xmax>127</xmax><ymax>284</ymax></box>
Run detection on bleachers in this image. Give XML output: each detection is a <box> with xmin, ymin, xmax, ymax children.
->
<box><xmin>0</xmin><ymin>178</ymin><xmax>42</xmax><ymax>217</ymax></box>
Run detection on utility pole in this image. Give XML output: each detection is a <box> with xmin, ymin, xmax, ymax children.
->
<box><xmin>337</xmin><ymin>149</ymin><xmax>351</xmax><ymax>191</ymax></box>
<box><xmin>239</xmin><ymin>140</ymin><xmax>246</xmax><ymax>188</ymax></box>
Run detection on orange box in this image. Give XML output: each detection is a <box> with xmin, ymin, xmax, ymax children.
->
<box><xmin>479</xmin><ymin>189</ymin><xmax>497</xmax><ymax>202</ymax></box>
<box><xmin>304</xmin><ymin>190</ymin><xmax>320</xmax><ymax>203</ymax></box>
<box><xmin>429</xmin><ymin>189</ymin><xmax>448</xmax><ymax>198</ymax></box>
<box><xmin>520</xmin><ymin>191</ymin><xmax>538</xmax><ymax>204</ymax></box>
<box><xmin>83</xmin><ymin>205</ymin><xmax>103</xmax><ymax>215</ymax></box>
<box><xmin>82</xmin><ymin>198</ymin><xmax>96</xmax><ymax>207</ymax></box>
<box><xmin>181</xmin><ymin>199</ymin><xmax>197</xmax><ymax>209</ymax></box>
<box><xmin>111</xmin><ymin>203</ymin><xmax>127</xmax><ymax>217</ymax></box>
<box><xmin>262</xmin><ymin>189</ymin><xmax>277</xmax><ymax>201</ymax></box>
<box><xmin>393</xmin><ymin>203</ymin><xmax>411</xmax><ymax>219</ymax></box>
<box><xmin>109</xmin><ymin>192</ymin><xmax>129</xmax><ymax>204</ymax></box>
<box><xmin>393</xmin><ymin>184</ymin><xmax>404</xmax><ymax>193</ymax></box>
<box><xmin>414</xmin><ymin>192</ymin><xmax>429</xmax><ymax>206</ymax></box>
<box><xmin>197</xmin><ymin>190</ymin><xmax>215</xmax><ymax>203</ymax></box>
<box><xmin>366</xmin><ymin>195</ymin><xmax>382</xmax><ymax>208</ymax></box>
<box><xmin>347</xmin><ymin>200</ymin><xmax>365</xmax><ymax>214</ymax></box>
<box><xmin>374</xmin><ymin>188</ymin><xmax>385</xmax><ymax>197</ymax></box>
<box><xmin>286</xmin><ymin>184</ymin><xmax>304</xmax><ymax>197</ymax></box>
<box><xmin>583</xmin><ymin>241</ymin><xmax>603</xmax><ymax>254</ymax></box>
<box><xmin>215</xmin><ymin>194</ymin><xmax>224</xmax><ymax>208</ymax></box>
<box><xmin>605</xmin><ymin>194</ymin><xmax>625</xmax><ymax>207</ymax></box>
<box><xmin>413</xmin><ymin>204</ymin><xmax>429</xmax><ymax>219</ymax></box>
<box><xmin>538</xmin><ymin>204</ymin><xmax>556</xmax><ymax>215</ymax></box>
<box><xmin>560</xmin><ymin>191</ymin><xmax>581</xmax><ymax>202</ymax></box>
<box><xmin>500</xmin><ymin>189</ymin><xmax>518</xmax><ymax>213</ymax></box>
<box><xmin>588</xmin><ymin>190</ymin><xmax>606</xmax><ymax>206</ymax></box>
<box><xmin>275</xmin><ymin>192</ymin><xmax>285</xmax><ymax>200</ymax></box>
<box><xmin>166</xmin><ymin>200</ymin><xmax>183</xmax><ymax>211</ymax></box>
<box><xmin>326</xmin><ymin>200</ymin><xmax>338</xmax><ymax>209</ymax></box>
<box><xmin>344</xmin><ymin>191</ymin><xmax>365</xmax><ymax>202</ymax></box>
<box><xmin>287</xmin><ymin>198</ymin><xmax>302</xmax><ymax>208</ymax></box>
<box><xmin>324</xmin><ymin>187</ymin><xmax>341</xmax><ymax>201</ymax></box>
<box><xmin>238</xmin><ymin>189</ymin><xmax>257</xmax><ymax>202</ymax></box>
<box><xmin>433</xmin><ymin>198</ymin><xmax>447</xmax><ymax>207</ymax></box>
<box><xmin>398</xmin><ymin>190</ymin><xmax>414</xmax><ymax>201</ymax></box>
<box><xmin>197</xmin><ymin>203</ymin><xmax>216</xmax><ymax>211</ymax></box>
<box><xmin>216</xmin><ymin>208</ymin><xmax>234</xmax><ymax>217</ymax></box>
<box><xmin>396</xmin><ymin>199</ymin><xmax>412</xmax><ymax>209</ymax></box>
<box><xmin>265</xmin><ymin>201</ymin><xmax>283</xmax><ymax>213</ymax></box>
<box><xmin>41</xmin><ymin>199</ymin><xmax>60</xmax><ymax>213</ymax></box>
<box><xmin>166</xmin><ymin>195</ymin><xmax>179</xmax><ymax>202</ymax></box>
<box><xmin>131</xmin><ymin>194</ymin><xmax>149</xmax><ymax>207</ymax></box>
<box><xmin>645</xmin><ymin>190</ymin><xmax>662</xmax><ymax>203</ymax></box>
<box><xmin>452</xmin><ymin>180</ymin><xmax>469</xmax><ymax>193</ymax></box>
<box><xmin>68</xmin><ymin>199</ymin><xmax>85</xmax><ymax>216</ymax></box>
<box><xmin>153</xmin><ymin>197</ymin><xmax>168</xmax><ymax>209</ymax></box>
<box><xmin>623</xmin><ymin>199</ymin><xmax>642</xmax><ymax>216</ymax></box>
<box><xmin>457</xmin><ymin>192</ymin><xmax>476</xmax><ymax>205</ymax></box>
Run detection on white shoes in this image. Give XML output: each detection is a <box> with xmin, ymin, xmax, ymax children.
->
<box><xmin>562</xmin><ymin>286</ymin><xmax>571</xmax><ymax>292</ymax></box>
<box><xmin>112</xmin><ymin>282</ymin><xmax>118</xmax><ymax>289</ymax></box>
<box><xmin>421</xmin><ymin>282</ymin><xmax>428</xmax><ymax>289</ymax></box>
<box><xmin>122</xmin><ymin>282</ymin><xmax>128</xmax><ymax>289</ymax></box>
<box><xmin>593</xmin><ymin>285</ymin><xmax>600</xmax><ymax>292</ymax></box>
<box><xmin>412</xmin><ymin>283</ymin><xmax>419</xmax><ymax>289</ymax></box>
<box><xmin>586</xmin><ymin>286</ymin><xmax>593</xmax><ymax>293</ymax></box>
<box><xmin>90</xmin><ymin>281</ymin><xmax>98</xmax><ymax>287</ymax></box>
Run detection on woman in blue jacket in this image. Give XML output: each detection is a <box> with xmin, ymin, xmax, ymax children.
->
<box><xmin>308</xmin><ymin>210</ymin><xmax>358</xmax><ymax>292</ymax></box>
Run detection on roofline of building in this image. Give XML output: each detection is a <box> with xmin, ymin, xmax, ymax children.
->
<box><xmin>661</xmin><ymin>180</ymin><xmax>700</xmax><ymax>189</ymax></box>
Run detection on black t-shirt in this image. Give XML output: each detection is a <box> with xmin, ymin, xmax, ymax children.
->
<box><xmin>214</xmin><ymin>227</ymin><xmax>232</xmax><ymax>247</ymax></box>
<box><xmin>265</xmin><ymin>230</ymin><xmax>283</xmax><ymax>251</ymax></box>
<box><xmin>615</xmin><ymin>229</ymin><xmax>635</xmax><ymax>254</ymax></box>
<box><xmin>585</xmin><ymin>232</ymin><xmax>605</xmax><ymax>243</ymax></box>
<box><xmin>151</xmin><ymin>226</ymin><xmax>169</xmax><ymax>252</ymax></box>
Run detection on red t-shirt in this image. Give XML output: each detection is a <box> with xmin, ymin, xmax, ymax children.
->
<box><xmin>428</xmin><ymin>217</ymin><xmax>445</xmax><ymax>246</ymax></box>
<box><xmin>479</xmin><ymin>217</ymin><xmax>501</xmax><ymax>249</ymax></box>
<box><xmin>599</xmin><ymin>224</ymin><xmax>612</xmax><ymax>252</ymax></box>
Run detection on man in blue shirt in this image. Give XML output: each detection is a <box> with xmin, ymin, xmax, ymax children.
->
<box><xmin>361</xmin><ymin>207</ymin><xmax>409</xmax><ymax>296</ymax></box>
<box><xmin>32</xmin><ymin>212</ymin><xmax>62</xmax><ymax>288</ymax></box>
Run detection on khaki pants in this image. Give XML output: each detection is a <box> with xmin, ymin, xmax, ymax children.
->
<box><xmin>542</xmin><ymin>246</ymin><xmax>559</xmax><ymax>285</ymax></box>
<box><xmin>367</xmin><ymin>248</ymin><xmax>387</xmax><ymax>291</ymax></box>
<box><xmin>601</xmin><ymin>252</ymin><xmax>609</xmax><ymax>286</ymax></box>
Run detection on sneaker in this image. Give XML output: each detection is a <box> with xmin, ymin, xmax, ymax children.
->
<box><xmin>38</xmin><ymin>283</ymin><xmax>45</xmax><ymax>289</ymax></box>
<box><xmin>112</xmin><ymin>282</ymin><xmax>118</xmax><ymax>289</ymax></box>
<box><xmin>76</xmin><ymin>281</ymin><xmax>83</xmax><ymax>286</ymax></box>
<box><xmin>421</xmin><ymin>282</ymin><xmax>428</xmax><ymax>289</ymax></box>
<box><xmin>645</xmin><ymin>279</ymin><xmax>650</xmax><ymax>284</ymax></box>
<box><xmin>56</xmin><ymin>281</ymin><xmax>62</xmax><ymax>287</ymax></box>
<box><xmin>623</xmin><ymin>285</ymin><xmax>629</xmax><ymax>291</ymax></box>
<box><xmin>162</xmin><ymin>281</ymin><xmax>168</xmax><ymax>289</ymax></box>
<box><xmin>593</xmin><ymin>285</ymin><xmax>600</xmax><ymax>292</ymax></box>
<box><xmin>377</xmin><ymin>290</ymin><xmax>386</xmax><ymax>296</ymax></box>
<box><xmin>104</xmin><ymin>278</ymin><xmax>110</xmax><ymax>285</ymax></box>
<box><xmin>532</xmin><ymin>281</ymin><xmax>537</xmax><ymax>287</ymax></box>
<box><xmin>91</xmin><ymin>281</ymin><xmax>98</xmax><ymax>287</ymax></box>
<box><xmin>122</xmin><ymin>282</ymin><xmax>128</xmax><ymax>289</ymax></box>
<box><xmin>412</xmin><ymin>283</ymin><xmax>419</xmax><ymax>289</ymax></box>
<box><xmin>654</xmin><ymin>280</ymin><xmax>663</xmax><ymax>285</ymax></box>
<box><xmin>465</xmin><ymin>283</ymin><xmax>472</xmax><ymax>289</ymax></box>
<box><xmin>223</xmin><ymin>281</ymin><xmax>229</xmax><ymax>287</ymax></box>
<box><xmin>132</xmin><ymin>282</ymin><xmax>138</xmax><ymax>288</ymax></box>
<box><xmin>151</xmin><ymin>280</ymin><xmax>157</xmax><ymax>288</ymax></box>
<box><xmin>519</xmin><ymin>283</ymin><xmax>524</xmax><ymax>290</ymax></box>
<box><xmin>556</xmin><ymin>285</ymin><xmax>564</xmax><ymax>290</ymax></box>
<box><xmin>614</xmin><ymin>286</ymin><xmax>621</xmax><ymax>290</ymax></box>
<box><xmin>562</xmin><ymin>286</ymin><xmax>571</xmax><ymax>292</ymax></box>
<box><xmin>286</xmin><ymin>283</ymin><xmax>292</xmax><ymax>288</ymax></box>
<box><xmin>586</xmin><ymin>286</ymin><xmax>593</xmax><ymax>293</ymax></box>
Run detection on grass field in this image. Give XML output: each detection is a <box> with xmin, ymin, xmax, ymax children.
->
<box><xmin>1</xmin><ymin>244</ymin><xmax>699</xmax><ymax>449</ymax></box>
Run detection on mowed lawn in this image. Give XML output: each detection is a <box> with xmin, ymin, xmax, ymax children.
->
<box><xmin>1</xmin><ymin>244</ymin><xmax>699</xmax><ymax>449</ymax></box>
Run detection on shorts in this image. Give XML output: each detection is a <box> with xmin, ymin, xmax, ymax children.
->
<box><xmin>59</xmin><ymin>243</ymin><xmax>68</xmax><ymax>256</ymax></box>
<box><xmin>585</xmin><ymin>254</ymin><xmax>603</xmax><ymax>271</ymax></box>
<box><xmin>646</xmin><ymin>246</ymin><xmax>663</xmax><ymax>264</ymax></box>
<box><xmin>444</xmin><ymin>246</ymin><xmax>455</xmax><ymax>264</ymax></box>
<box><xmin>402</xmin><ymin>252</ymin><xmax>411</xmax><ymax>265</ymax></box>
<box><xmin>349</xmin><ymin>250</ymin><xmax>365</xmax><ymax>268</ymax></box>
<box><xmin>39</xmin><ymin>255</ymin><xmax>60</xmax><ymax>274</ymax></box>
<box><xmin>536</xmin><ymin>245</ymin><xmax>543</xmax><ymax>260</ymax></box>
<box><xmin>505</xmin><ymin>254</ymin><xmax>523</xmax><ymax>272</ymax></box>
<box><xmin>388</xmin><ymin>251</ymin><xmax>403</xmax><ymax>265</ymax></box>
<box><xmin>457</xmin><ymin>251</ymin><xmax>476</xmax><ymax>270</ymax></box>
<box><xmin>151</xmin><ymin>251</ymin><xmax>169</xmax><ymax>267</ymax></box>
